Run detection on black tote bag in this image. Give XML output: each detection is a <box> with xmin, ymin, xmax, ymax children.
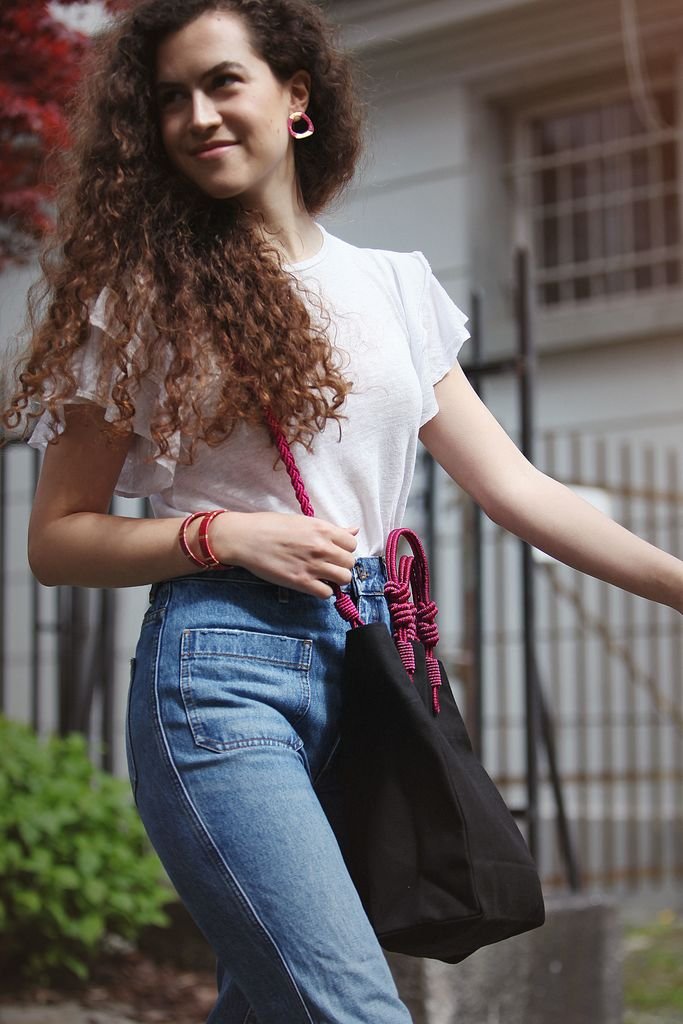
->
<box><xmin>338</xmin><ymin>530</ymin><xmax>545</xmax><ymax>962</ymax></box>
<box><xmin>263</xmin><ymin>413</ymin><xmax>545</xmax><ymax>963</ymax></box>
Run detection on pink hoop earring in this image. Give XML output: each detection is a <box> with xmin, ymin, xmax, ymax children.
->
<box><xmin>288</xmin><ymin>111</ymin><xmax>315</xmax><ymax>140</ymax></box>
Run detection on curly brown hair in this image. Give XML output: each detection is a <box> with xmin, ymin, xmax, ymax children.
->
<box><xmin>4</xmin><ymin>0</ymin><xmax>365</xmax><ymax>456</ymax></box>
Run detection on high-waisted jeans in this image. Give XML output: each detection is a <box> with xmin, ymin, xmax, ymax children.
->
<box><xmin>125</xmin><ymin>559</ymin><xmax>413</xmax><ymax>1024</ymax></box>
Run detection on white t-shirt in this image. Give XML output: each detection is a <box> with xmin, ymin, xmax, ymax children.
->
<box><xmin>29</xmin><ymin>226</ymin><xmax>470</xmax><ymax>556</ymax></box>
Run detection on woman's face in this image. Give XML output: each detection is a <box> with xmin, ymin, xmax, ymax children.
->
<box><xmin>155</xmin><ymin>10</ymin><xmax>310</xmax><ymax>206</ymax></box>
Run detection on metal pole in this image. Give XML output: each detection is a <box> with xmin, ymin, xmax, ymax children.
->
<box><xmin>423</xmin><ymin>452</ymin><xmax>437</xmax><ymax>578</ymax></box>
<box><xmin>516</xmin><ymin>247</ymin><xmax>541</xmax><ymax>862</ymax></box>
<box><xmin>57</xmin><ymin>586</ymin><xmax>70</xmax><ymax>735</ymax></box>
<box><xmin>101</xmin><ymin>589</ymin><xmax>116</xmax><ymax>772</ymax></box>
<box><xmin>533</xmin><ymin>653</ymin><xmax>582</xmax><ymax>890</ymax></box>
<box><xmin>58</xmin><ymin>586</ymin><xmax>87</xmax><ymax>736</ymax></box>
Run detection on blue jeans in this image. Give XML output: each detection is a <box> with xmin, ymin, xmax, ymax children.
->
<box><xmin>125</xmin><ymin>559</ymin><xmax>413</xmax><ymax>1024</ymax></box>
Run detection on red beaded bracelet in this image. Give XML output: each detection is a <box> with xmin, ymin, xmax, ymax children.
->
<box><xmin>178</xmin><ymin>511</ymin><xmax>212</xmax><ymax>569</ymax></box>
<box><xmin>198</xmin><ymin>509</ymin><xmax>229</xmax><ymax>568</ymax></box>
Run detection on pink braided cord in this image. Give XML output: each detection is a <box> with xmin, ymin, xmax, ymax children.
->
<box><xmin>263</xmin><ymin>408</ymin><xmax>315</xmax><ymax>517</ymax></box>
<box><xmin>427</xmin><ymin>659</ymin><xmax>442</xmax><ymax>714</ymax></box>
<box><xmin>415</xmin><ymin>599</ymin><xmax>439</xmax><ymax>647</ymax></box>
<box><xmin>384</xmin><ymin>553</ymin><xmax>417</xmax><ymax>675</ymax></box>
<box><xmin>385</xmin><ymin>528</ymin><xmax>442</xmax><ymax>714</ymax></box>
<box><xmin>263</xmin><ymin>408</ymin><xmax>363</xmax><ymax>628</ymax></box>
<box><xmin>334</xmin><ymin>591</ymin><xmax>363</xmax><ymax>628</ymax></box>
<box><xmin>395</xmin><ymin>639</ymin><xmax>416</xmax><ymax>675</ymax></box>
<box><xmin>412</xmin><ymin>570</ymin><xmax>442</xmax><ymax>714</ymax></box>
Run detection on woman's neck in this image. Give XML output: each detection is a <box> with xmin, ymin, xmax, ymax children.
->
<box><xmin>239</xmin><ymin>173</ymin><xmax>322</xmax><ymax>264</ymax></box>
<box><xmin>257</xmin><ymin>212</ymin><xmax>323</xmax><ymax>264</ymax></box>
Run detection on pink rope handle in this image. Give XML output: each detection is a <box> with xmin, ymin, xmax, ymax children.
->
<box><xmin>263</xmin><ymin>408</ymin><xmax>363</xmax><ymax>628</ymax></box>
<box><xmin>386</xmin><ymin>528</ymin><xmax>442</xmax><ymax>713</ymax></box>
<box><xmin>263</xmin><ymin>409</ymin><xmax>442</xmax><ymax>700</ymax></box>
<box><xmin>384</xmin><ymin>552</ymin><xmax>417</xmax><ymax>676</ymax></box>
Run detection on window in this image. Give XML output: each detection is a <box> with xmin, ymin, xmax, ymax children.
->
<box><xmin>523</xmin><ymin>90</ymin><xmax>680</xmax><ymax>307</ymax></box>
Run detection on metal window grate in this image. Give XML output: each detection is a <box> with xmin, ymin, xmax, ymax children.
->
<box><xmin>525</xmin><ymin>90</ymin><xmax>681</xmax><ymax>307</ymax></box>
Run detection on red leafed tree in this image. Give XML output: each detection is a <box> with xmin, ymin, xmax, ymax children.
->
<box><xmin>0</xmin><ymin>1</ymin><xmax>123</xmax><ymax>268</ymax></box>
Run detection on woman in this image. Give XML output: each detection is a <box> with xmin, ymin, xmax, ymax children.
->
<box><xmin>5</xmin><ymin>0</ymin><xmax>682</xmax><ymax>1021</ymax></box>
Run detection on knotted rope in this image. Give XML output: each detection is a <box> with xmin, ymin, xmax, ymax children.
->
<box><xmin>384</xmin><ymin>553</ymin><xmax>417</xmax><ymax>676</ymax></box>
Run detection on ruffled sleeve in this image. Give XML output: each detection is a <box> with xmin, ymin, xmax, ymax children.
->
<box><xmin>27</xmin><ymin>287</ymin><xmax>179</xmax><ymax>498</ymax></box>
<box><xmin>408</xmin><ymin>252</ymin><xmax>470</xmax><ymax>427</ymax></box>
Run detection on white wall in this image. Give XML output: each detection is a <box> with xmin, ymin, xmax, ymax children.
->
<box><xmin>324</xmin><ymin>72</ymin><xmax>472</xmax><ymax>308</ymax></box>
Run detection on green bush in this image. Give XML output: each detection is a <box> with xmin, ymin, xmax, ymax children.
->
<box><xmin>0</xmin><ymin>714</ymin><xmax>172</xmax><ymax>985</ymax></box>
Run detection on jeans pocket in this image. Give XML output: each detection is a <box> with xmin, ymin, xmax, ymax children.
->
<box><xmin>180</xmin><ymin>627</ymin><xmax>313</xmax><ymax>753</ymax></box>
<box><xmin>124</xmin><ymin>657</ymin><xmax>139</xmax><ymax>801</ymax></box>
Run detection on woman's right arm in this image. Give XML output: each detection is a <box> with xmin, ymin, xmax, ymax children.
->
<box><xmin>29</xmin><ymin>403</ymin><xmax>357</xmax><ymax>595</ymax></box>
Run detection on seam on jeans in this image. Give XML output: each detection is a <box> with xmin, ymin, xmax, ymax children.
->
<box><xmin>178</xmin><ymin>574</ymin><xmax>277</xmax><ymax>589</ymax></box>
<box><xmin>127</xmin><ymin>611</ymin><xmax>167</xmax><ymax>803</ymax></box>
<box><xmin>182</xmin><ymin>650</ymin><xmax>311</xmax><ymax>669</ymax></box>
<box><xmin>194</xmin><ymin>735</ymin><xmax>305</xmax><ymax>754</ymax></box>
<box><xmin>181</xmin><ymin>629</ymin><xmax>313</xmax><ymax>672</ymax></box>
<box><xmin>124</xmin><ymin>658</ymin><xmax>140</xmax><ymax>801</ymax></box>
<box><xmin>141</xmin><ymin>607</ymin><xmax>164</xmax><ymax>626</ymax></box>
<box><xmin>312</xmin><ymin>733</ymin><xmax>341</xmax><ymax>787</ymax></box>
<box><xmin>150</xmin><ymin>615</ymin><xmax>315</xmax><ymax>1024</ymax></box>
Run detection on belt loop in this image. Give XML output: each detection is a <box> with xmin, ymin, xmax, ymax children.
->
<box><xmin>342</xmin><ymin>563</ymin><xmax>355</xmax><ymax>606</ymax></box>
<box><xmin>149</xmin><ymin>580</ymin><xmax>171</xmax><ymax>607</ymax></box>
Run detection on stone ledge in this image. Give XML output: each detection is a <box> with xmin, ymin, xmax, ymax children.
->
<box><xmin>387</xmin><ymin>893</ymin><xmax>622</xmax><ymax>1024</ymax></box>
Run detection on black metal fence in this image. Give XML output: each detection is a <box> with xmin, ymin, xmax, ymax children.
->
<box><xmin>535</xmin><ymin>428</ymin><xmax>683</xmax><ymax>890</ymax></box>
<box><xmin>437</xmin><ymin>423</ymin><xmax>683</xmax><ymax>894</ymax></box>
<box><xmin>0</xmin><ymin>440</ymin><xmax>145</xmax><ymax>773</ymax></box>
